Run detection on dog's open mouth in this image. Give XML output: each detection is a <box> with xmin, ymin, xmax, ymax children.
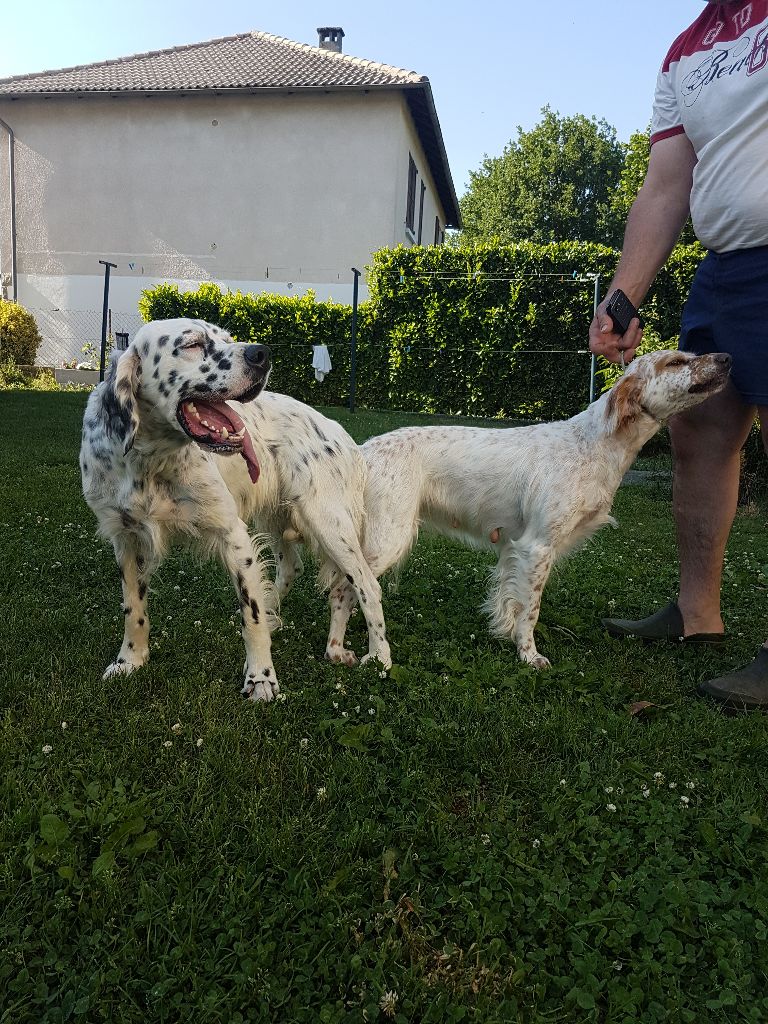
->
<box><xmin>176</xmin><ymin>398</ymin><xmax>260</xmax><ymax>483</ymax></box>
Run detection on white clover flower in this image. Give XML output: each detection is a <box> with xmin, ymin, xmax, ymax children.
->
<box><xmin>378</xmin><ymin>670</ymin><xmax>387</xmax><ymax>679</ymax></box>
<box><xmin>642</xmin><ymin>788</ymin><xmax>651</xmax><ymax>799</ymax></box>
<box><xmin>686</xmin><ymin>781</ymin><xmax>696</xmax><ymax>790</ymax></box>
<box><xmin>196</xmin><ymin>738</ymin><xmax>203</xmax><ymax>748</ymax></box>
<box><xmin>274</xmin><ymin>692</ymin><xmax>287</xmax><ymax>703</ymax></box>
<box><xmin>613</xmin><ymin>960</ymin><xmax>623</xmax><ymax>971</ymax></box>
<box><xmin>653</xmin><ymin>772</ymin><xmax>664</xmax><ymax>784</ymax></box>
<box><xmin>316</xmin><ymin>786</ymin><xmax>328</xmax><ymax>801</ymax></box>
<box><xmin>680</xmin><ymin>795</ymin><xmax>690</xmax><ymax>805</ymax></box>
<box><xmin>379</xmin><ymin>991</ymin><xmax>398</xmax><ymax>1018</ymax></box>
<box><xmin>162</xmin><ymin>740</ymin><xmax>172</xmax><ymax>748</ymax></box>
<box><xmin>332</xmin><ymin>701</ymin><xmax>339</xmax><ymax>709</ymax></box>
<box><xmin>193</xmin><ymin>620</ymin><xmax>202</xmax><ymax>628</ymax></box>
<box><xmin>532</xmin><ymin>839</ymin><xmax>541</xmax><ymax>849</ymax></box>
<box><xmin>469</xmin><ymin>633</ymin><xmax>476</xmax><ymax>640</ymax></box>
<box><xmin>368</xmin><ymin>708</ymin><xmax>375</xmax><ymax>716</ymax></box>
<box><xmin>559</xmin><ymin>779</ymin><xmax>567</xmax><ymax>787</ymax></box>
<box><xmin>668</xmin><ymin>782</ymin><xmax>677</xmax><ymax>790</ymax></box>
<box><xmin>606</xmin><ymin>803</ymin><xmax>617</xmax><ymax>813</ymax></box>
<box><xmin>604</xmin><ymin>786</ymin><xmax>614</xmax><ymax>794</ymax></box>
<box><xmin>299</xmin><ymin>738</ymin><xmax>309</xmax><ymax>750</ymax></box>
<box><xmin>42</xmin><ymin>744</ymin><xmax>53</xmax><ymax>755</ymax></box>
<box><xmin>480</xmin><ymin>833</ymin><xmax>491</xmax><ymax>846</ymax></box>
<box><xmin>60</xmin><ymin>722</ymin><xmax>68</xmax><ymax>731</ymax></box>
<box><xmin>171</xmin><ymin>722</ymin><xmax>182</xmax><ymax>734</ymax></box>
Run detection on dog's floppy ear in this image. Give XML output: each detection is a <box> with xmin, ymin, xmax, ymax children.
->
<box><xmin>606</xmin><ymin>373</ymin><xmax>644</xmax><ymax>433</ymax></box>
<box><xmin>103</xmin><ymin>346</ymin><xmax>141</xmax><ymax>454</ymax></box>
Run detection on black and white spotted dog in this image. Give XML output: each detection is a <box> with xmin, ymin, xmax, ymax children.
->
<box><xmin>80</xmin><ymin>318</ymin><xmax>391</xmax><ymax>701</ymax></box>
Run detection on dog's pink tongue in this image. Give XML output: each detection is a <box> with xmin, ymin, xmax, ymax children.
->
<box><xmin>241</xmin><ymin>429</ymin><xmax>260</xmax><ymax>483</ymax></box>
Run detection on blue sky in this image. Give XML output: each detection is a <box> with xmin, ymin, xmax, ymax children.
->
<box><xmin>1</xmin><ymin>0</ymin><xmax>708</xmax><ymax>196</ymax></box>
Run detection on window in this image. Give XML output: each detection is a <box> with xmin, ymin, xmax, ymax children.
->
<box><xmin>417</xmin><ymin>182</ymin><xmax>427</xmax><ymax>243</ymax></box>
<box><xmin>406</xmin><ymin>154</ymin><xmax>417</xmax><ymax>233</ymax></box>
<box><xmin>434</xmin><ymin>216</ymin><xmax>441</xmax><ymax>245</ymax></box>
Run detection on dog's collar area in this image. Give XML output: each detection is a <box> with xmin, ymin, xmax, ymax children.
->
<box><xmin>639</xmin><ymin>402</ymin><xmax>659</xmax><ymax>421</ymax></box>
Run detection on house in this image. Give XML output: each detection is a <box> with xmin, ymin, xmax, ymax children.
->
<box><xmin>0</xmin><ymin>27</ymin><xmax>460</xmax><ymax>363</ymax></box>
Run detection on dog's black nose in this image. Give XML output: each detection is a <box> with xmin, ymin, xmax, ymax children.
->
<box><xmin>243</xmin><ymin>344</ymin><xmax>271</xmax><ymax>370</ymax></box>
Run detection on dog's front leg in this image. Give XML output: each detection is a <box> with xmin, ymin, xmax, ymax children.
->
<box><xmin>104</xmin><ymin>540</ymin><xmax>153</xmax><ymax>678</ymax></box>
<box><xmin>511</xmin><ymin>541</ymin><xmax>554</xmax><ymax>669</ymax></box>
<box><xmin>485</xmin><ymin>540</ymin><xmax>554</xmax><ymax>669</ymax></box>
<box><xmin>274</xmin><ymin>533</ymin><xmax>304</xmax><ymax>602</ymax></box>
<box><xmin>217</xmin><ymin>522</ymin><xmax>279</xmax><ymax>702</ymax></box>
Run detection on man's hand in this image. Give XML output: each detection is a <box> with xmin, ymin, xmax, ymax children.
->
<box><xmin>589</xmin><ymin>298</ymin><xmax>643</xmax><ymax>364</ymax></box>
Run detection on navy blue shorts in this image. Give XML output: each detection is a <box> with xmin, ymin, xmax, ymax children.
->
<box><xmin>679</xmin><ymin>244</ymin><xmax>768</xmax><ymax>405</ymax></box>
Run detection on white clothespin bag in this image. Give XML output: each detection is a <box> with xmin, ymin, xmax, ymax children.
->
<box><xmin>312</xmin><ymin>344</ymin><xmax>332</xmax><ymax>382</ymax></box>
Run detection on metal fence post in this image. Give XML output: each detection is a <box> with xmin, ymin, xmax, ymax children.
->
<box><xmin>589</xmin><ymin>274</ymin><xmax>600</xmax><ymax>403</ymax></box>
<box><xmin>349</xmin><ymin>267</ymin><xmax>360</xmax><ymax>413</ymax></box>
<box><xmin>98</xmin><ymin>259</ymin><xmax>117</xmax><ymax>382</ymax></box>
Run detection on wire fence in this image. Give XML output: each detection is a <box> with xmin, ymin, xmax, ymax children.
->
<box><xmin>31</xmin><ymin>308</ymin><xmax>145</xmax><ymax>367</ymax></box>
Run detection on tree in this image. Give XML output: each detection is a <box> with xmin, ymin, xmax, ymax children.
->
<box><xmin>460</xmin><ymin>106</ymin><xmax>625</xmax><ymax>246</ymax></box>
<box><xmin>612</xmin><ymin>127</ymin><xmax>697</xmax><ymax>245</ymax></box>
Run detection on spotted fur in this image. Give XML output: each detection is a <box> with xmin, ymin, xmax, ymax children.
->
<box><xmin>327</xmin><ymin>350</ymin><xmax>732</xmax><ymax>669</ymax></box>
<box><xmin>80</xmin><ymin>317</ymin><xmax>391</xmax><ymax>703</ymax></box>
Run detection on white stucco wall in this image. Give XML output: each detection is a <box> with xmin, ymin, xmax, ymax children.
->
<box><xmin>0</xmin><ymin>88</ymin><xmax>449</xmax><ymax>362</ymax></box>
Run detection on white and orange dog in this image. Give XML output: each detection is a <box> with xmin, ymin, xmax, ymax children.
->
<box><xmin>319</xmin><ymin>350</ymin><xmax>731</xmax><ymax>669</ymax></box>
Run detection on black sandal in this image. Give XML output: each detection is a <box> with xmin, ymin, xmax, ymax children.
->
<box><xmin>602</xmin><ymin>601</ymin><xmax>726</xmax><ymax>644</ymax></box>
<box><xmin>697</xmin><ymin>648</ymin><xmax>768</xmax><ymax>711</ymax></box>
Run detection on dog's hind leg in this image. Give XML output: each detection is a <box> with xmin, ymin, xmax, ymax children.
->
<box><xmin>104</xmin><ymin>537</ymin><xmax>156</xmax><ymax>679</ymax></box>
<box><xmin>484</xmin><ymin>540</ymin><xmax>554</xmax><ymax>670</ymax></box>
<box><xmin>298</xmin><ymin>506</ymin><xmax>392</xmax><ymax>670</ymax></box>
<box><xmin>214</xmin><ymin>520</ymin><xmax>279</xmax><ymax>701</ymax></box>
<box><xmin>324</xmin><ymin>573</ymin><xmax>360</xmax><ymax>666</ymax></box>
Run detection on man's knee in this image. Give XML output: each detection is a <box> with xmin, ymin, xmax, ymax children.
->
<box><xmin>670</xmin><ymin>398</ymin><xmax>754</xmax><ymax>464</ymax></box>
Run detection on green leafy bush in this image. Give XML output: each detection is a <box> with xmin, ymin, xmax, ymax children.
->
<box><xmin>0</xmin><ymin>300</ymin><xmax>43</xmax><ymax>366</ymax></box>
<box><xmin>139</xmin><ymin>283</ymin><xmax>373</xmax><ymax>407</ymax></box>
<box><xmin>0</xmin><ymin>357</ymin><xmax>58</xmax><ymax>391</ymax></box>
<box><xmin>141</xmin><ymin>242</ymin><xmax>704</xmax><ymax>420</ymax></box>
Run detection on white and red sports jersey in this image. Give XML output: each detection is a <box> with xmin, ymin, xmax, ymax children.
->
<box><xmin>651</xmin><ymin>0</ymin><xmax>768</xmax><ymax>252</ymax></box>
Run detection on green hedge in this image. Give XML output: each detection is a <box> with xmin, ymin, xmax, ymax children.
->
<box><xmin>140</xmin><ymin>242</ymin><xmax>705</xmax><ymax>420</ymax></box>
<box><xmin>138</xmin><ymin>283</ymin><xmax>383</xmax><ymax>408</ymax></box>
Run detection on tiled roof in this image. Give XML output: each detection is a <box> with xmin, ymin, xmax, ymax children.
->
<box><xmin>0</xmin><ymin>30</ymin><xmax>461</xmax><ymax>226</ymax></box>
<box><xmin>0</xmin><ymin>30</ymin><xmax>425</xmax><ymax>94</ymax></box>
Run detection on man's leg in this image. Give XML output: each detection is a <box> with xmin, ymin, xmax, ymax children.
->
<box><xmin>670</xmin><ymin>381</ymin><xmax>755</xmax><ymax>635</ymax></box>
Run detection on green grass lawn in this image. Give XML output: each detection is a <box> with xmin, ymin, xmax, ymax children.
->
<box><xmin>1</xmin><ymin>392</ymin><xmax>767</xmax><ymax>1024</ymax></box>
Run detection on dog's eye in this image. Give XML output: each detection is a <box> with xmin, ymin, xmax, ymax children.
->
<box><xmin>181</xmin><ymin>341</ymin><xmax>204</xmax><ymax>353</ymax></box>
<box><xmin>667</xmin><ymin>357</ymin><xmax>687</xmax><ymax>368</ymax></box>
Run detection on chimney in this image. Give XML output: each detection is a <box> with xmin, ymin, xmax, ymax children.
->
<box><xmin>317</xmin><ymin>27</ymin><xmax>344</xmax><ymax>53</ymax></box>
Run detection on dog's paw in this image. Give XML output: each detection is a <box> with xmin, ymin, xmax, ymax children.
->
<box><xmin>325</xmin><ymin>645</ymin><xmax>358</xmax><ymax>667</ymax></box>
<box><xmin>529</xmin><ymin>654</ymin><xmax>551</xmax><ymax>671</ymax></box>
<box><xmin>360</xmin><ymin>646</ymin><xmax>392</xmax><ymax>671</ymax></box>
<box><xmin>241</xmin><ymin>669</ymin><xmax>280</xmax><ymax>702</ymax></box>
<box><xmin>102</xmin><ymin>657</ymin><xmax>143</xmax><ymax>680</ymax></box>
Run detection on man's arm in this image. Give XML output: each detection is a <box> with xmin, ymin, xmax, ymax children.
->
<box><xmin>590</xmin><ymin>132</ymin><xmax>698</xmax><ymax>364</ymax></box>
